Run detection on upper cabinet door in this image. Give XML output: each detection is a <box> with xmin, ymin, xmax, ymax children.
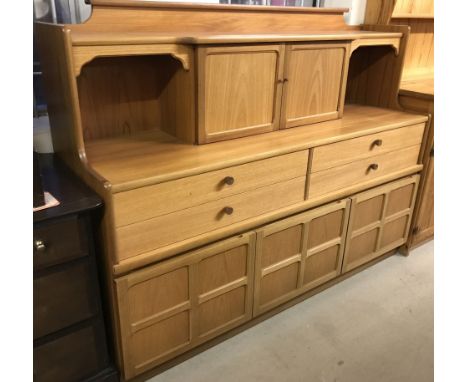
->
<box><xmin>281</xmin><ymin>43</ymin><xmax>350</xmax><ymax>129</ymax></box>
<box><xmin>197</xmin><ymin>45</ymin><xmax>284</xmax><ymax>143</ymax></box>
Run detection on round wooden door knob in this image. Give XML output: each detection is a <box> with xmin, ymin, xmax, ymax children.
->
<box><xmin>223</xmin><ymin>206</ymin><xmax>234</xmax><ymax>215</ymax></box>
<box><xmin>223</xmin><ymin>176</ymin><xmax>235</xmax><ymax>185</ymax></box>
<box><xmin>368</xmin><ymin>163</ymin><xmax>379</xmax><ymax>171</ymax></box>
<box><xmin>372</xmin><ymin>139</ymin><xmax>383</xmax><ymax>148</ymax></box>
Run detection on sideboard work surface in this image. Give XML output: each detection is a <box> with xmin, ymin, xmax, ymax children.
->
<box><xmin>36</xmin><ymin>1</ymin><xmax>430</xmax><ymax>379</ymax></box>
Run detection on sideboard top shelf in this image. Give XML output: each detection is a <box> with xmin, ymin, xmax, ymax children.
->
<box><xmin>84</xmin><ymin>0</ymin><xmax>348</xmax><ymax>14</ymax></box>
<box><xmin>70</xmin><ymin>30</ymin><xmax>403</xmax><ymax>46</ymax></box>
<box><xmin>85</xmin><ymin>105</ymin><xmax>428</xmax><ymax>193</ymax></box>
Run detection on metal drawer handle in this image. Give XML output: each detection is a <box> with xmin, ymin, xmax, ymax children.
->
<box><xmin>223</xmin><ymin>176</ymin><xmax>235</xmax><ymax>186</ymax></box>
<box><xmin>223</xmin><ymin>206</ymin><xmax>234</xmax><ymax>215</ymax></box>
<box><xmin>368</xmin><ymin>163</ymin><xmax>379</xmax><ymax>171</ymax></box>
<box><xmin>35</xmin><ymin>239</ymin><xmax>46</xmax><ymax>252</ymax></box>
<box><xmin>372</xmin><ymin>139</ymin><xmax>383</xmax><ymax>148</ymax></box>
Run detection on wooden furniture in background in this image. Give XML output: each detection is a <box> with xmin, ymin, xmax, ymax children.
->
<box><xmin>33</xmin><ymin>154</ymin><xmax>118</xmax><ymax>382</ymax></box>
<box><xmin>36</xmin><ymin>1</ymin><xmax>431</xmax><ymax>379</ymax></box>
<box><xmin>365</xmin><ymin>0</ymin><xmax>434</xmax><ymax>249</ymax></box>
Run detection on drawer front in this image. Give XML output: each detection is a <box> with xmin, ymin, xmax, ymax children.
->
<box><xmin>116</xmin><ymin>233</ymin><xmax>256</xmax><ymax>379</ymax></box>
<box><xmin>308</xmin><ymin>145</ymin><xmax>420</xmax><ymax>201</ymax></box>
<box><xmin>34</xmin><ymin>215</ymin><xmax>89</xmax><ymax>270</ymax></box>
<box><xmin>34</xmin><ymin>259</ymin><xmax>98</xmax><ymax>339</ymax></box>
<box><xmin>117</xmin><ymin>176</ymin><xmax>306</xmax><ymax>261</ymax></box>
<box><xmin>34</xmin><ymin>321</ymin><xmax>109</xmax><ymax>382</ymax></box>
<box><xmin>312</xmin><ymin>124</ymin><xmax>425</xmax><ymax>172</ymax></box>
<box><xmin>114</xmin><ymin>150</ymin><xmax>309</xmax><ymax>227</ymax></box>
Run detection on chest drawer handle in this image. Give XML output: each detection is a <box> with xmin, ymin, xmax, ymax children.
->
<box><xmin>223</xmin><ymin>206</ymin><xmax>234</xmax><ymax>215</ymax></box>
<box><xmin>223</xmin><ymin>176</ymin><xmax>235</xmax><ymax>186</ymax></box>
<box><xmin>372</xmin><ymin>139</ymin><xmax>383</xmax><ymax>148</ymax></box>
<box><xmin>368</xmin><ymin>163</ymin><xmax>379</xmax><ymax>171</ymax></box>
<box><xmin>34</xmin><ymin>239</ymin><xmax>46</xmax><ymax>252</ymax></box>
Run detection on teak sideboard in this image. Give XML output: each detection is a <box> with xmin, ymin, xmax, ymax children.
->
<box><xmin>36</xmin><ymin>1</ymin><xmax>430</xmax><ymax>379</ymax></box>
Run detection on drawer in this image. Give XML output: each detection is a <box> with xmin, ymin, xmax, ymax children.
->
<box><xmin>34</xmin><ymin>215</ymin><xmax>89</xmax><ymax>270</ymax></box>
<box><xmin>114</xmin><ymin>150</ymin><xmax>309</xmax><ymax>227</ymax></box>
<box><xmin>34</xmin><ymin>259</ymin><xmax>99</xmax><ymax>339</ymax></box>
<box><xmin>311</xmin><ymin>124</ymin><xmax>425</xmax><ymax>172</ymax></box>
<box><xmin>34</xmin><ymin>320</ymin><xmax>109</xmax><ymax>382</ymax></box>
<box><xmin>116</xmin><ymin>176</ymin><xmax>306</xmax><ymax>261</ymax></box>
<box><xmin>308</xmin><ymin>145</ymin><xmax>420</xmax><ymax>201</ymax></box>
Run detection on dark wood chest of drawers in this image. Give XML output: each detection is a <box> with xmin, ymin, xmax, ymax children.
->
<box><xmin>34</xmin><ymin>154</ymin><xmax>118</xmax><ymax>382</ymax></box>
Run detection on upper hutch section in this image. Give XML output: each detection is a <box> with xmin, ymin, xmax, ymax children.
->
<box><xmin>36</xmin><ymin>0</ymin><xmax>413</xmax><ymax>181</ymax></box>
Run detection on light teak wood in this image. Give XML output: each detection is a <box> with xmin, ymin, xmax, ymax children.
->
<box><xmin>253</xmin><ymin>200</ymin><xmax>350</xmax><ymax>315</ymax></box>
<box><xmin>308</xmin><ymin>145</ymin><xmax>421</xmax><ymax>201</ymax></box>
<box><xmin>281</xmin><ymin>43</ymin><xmax>349</xmax><ymax>128</ymax></box>
<box><xmin>113</xmin><ymin>150</ymin><xmax>308</xmax><ymax>227</ymax></box>
<box><xmin>342</xmin><ymin>175</ymin><xmax>419</xmax><ymax>272</ymax></box>
<box><xmin>115</xmin><ymin>232</ymin><xmax>256</xmax><ymax>379</ymax></box>
<box><xmin>311</xmin><ymin>123</ymin><xmax>424</xmax><ymax>172</ymax></box>
<box><xmin>399</xmin><ymin>93</ymin><xmax>434</xmax><ymax>249</ymax></box>
<box><xmin>197</xmin><ymin>45</ymin><xmax>284</xmax><ymax>143</ymax></box>
<box><xmin>116</xmin><ymin>177</ymin><xmax>305</xmax><ymax>261</ymax></box>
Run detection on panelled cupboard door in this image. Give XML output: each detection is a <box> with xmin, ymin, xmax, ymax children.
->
<box><xmin>115</xmin><ymin>233</ymin><xmax>256</xmax><ymax>379</ymax></box>
<box><xmin>253</xmin><ymin>200</ymin><xmax>350</xmax><ymax>316</ymax></box>
<box><xmin>342</xmin><ymin>175</ymin><xmax>420</xmax><ymax>272</ymax></box>
<box><xmin>280</xmin><ymin>43</ymin><xmax>350</xmax><ymax>129</ymax></box>
<box><xmin>197</xmin><ymin>45</ymin><xmax>284</xmax><ymax>143</ymax></box>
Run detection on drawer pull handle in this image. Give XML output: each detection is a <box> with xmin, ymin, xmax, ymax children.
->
<box><xmin>34</xmin><ymin>239</ymin><xmax>46</xmax><ymax>252</ymax></box>
<box><xmin>368</xmin><ymin>163</ymin><xmax>379</xmax><ymax>171</ymax></box>
<box><xmin>223</xmin><ymin>176</ymin><xmax>235</xmax><ymax>186</ymax></box>
<box><xmin>223</xmin><ymin>206</ymin><xmax>234</xmax><ymax>215</ymax></box>
<box><xmin>372</xmin><ymin>139</ymin><xmax>383</xmax><ymax>148</ymax></box>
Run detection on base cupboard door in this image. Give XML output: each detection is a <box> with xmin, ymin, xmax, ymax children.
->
<box><xmin>253</xmin><ymin>199</ymin><xmax>350</xmax><ymax>316</ymax></box>
<box><xmin>115</xmin><ymin>232</ymin><xmax>256</xmax><ymax>379</ymax></box>
<box><xmin>342</xmin><ymin>175</ymin><xmax>420</xmax><ymax>272</ymax></box>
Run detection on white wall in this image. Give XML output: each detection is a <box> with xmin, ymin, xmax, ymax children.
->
<box><xmin>322</xmin><ymin>0</ymin><xmax>367</xmax><ymax>25</ymax></box>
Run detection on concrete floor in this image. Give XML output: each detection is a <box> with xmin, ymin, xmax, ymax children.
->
<box><xmin>149</xmin><ymin>241</ymin><xmax>434</xmax><ymax>382</ymax></box>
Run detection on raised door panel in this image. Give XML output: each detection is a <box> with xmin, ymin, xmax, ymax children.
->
<box><xmin>342</xmin><ymin>175</ymin><xmax>420</xmax><ymax>272</ymax></box>
<box><xmin>115</xmin><ymin>233</ymin><xmax>255</xmax><ymax>379</ymax></box>
<box><xmin>198</xmin><ymin>45</ymin><xmax>284</xmax><ymax>143</ymax></box>
<box><xmin>254</xmin><ymin>200</ymin><xmax>350</xmax><ymax>316</ymax></box>
<box><xmin>281</xmin><ymin>43</ymin><xmax>349</xmax><ymax>129</ymax></box>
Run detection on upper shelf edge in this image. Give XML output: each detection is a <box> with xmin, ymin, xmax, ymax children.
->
<box><xmin>85</xmin><ymin>0</ymin><xmax>349</xmax><ymax>14</ymax></box>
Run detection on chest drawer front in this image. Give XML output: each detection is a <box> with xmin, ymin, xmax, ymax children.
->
<box><xmin>116</xmin><ymin>176</ymin><xmax>306</xmax><ymax>261</ymax></box>
<box><xmin>311</xmin><ymin>123</ymin><xmax>425</xmax><ymax>172</ymax></box>
<box><xmin>114</xmin><ymin>150</ymin><xmax>308</xmax><ymax>227</ymax></box>
<box><xmin>34</xmin><ymin>259</ymin><xmax>98</xmax><ymax>339</ymax></box>
<box><xmin>308</xmin><ymin>145</ymin><xmax>420</xmax><ymax>201</ymax></box>
<box><xmin>34</xmin><ymin>215</ymin><xmax>89</xmax><ymax>270</ymax></box>
<box><xmin>34</xmin><ymin>320</ymin><xmax>109</xmax><ymax>382</ymax></box>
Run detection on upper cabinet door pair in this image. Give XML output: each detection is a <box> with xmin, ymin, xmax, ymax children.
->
<box><xmin>197</xmin><ymin>43</ymin><xmax>350</xmax><ymax>143</ymax></box>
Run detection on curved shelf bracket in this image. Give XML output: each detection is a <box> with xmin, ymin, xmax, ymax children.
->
<box><xmin>350</xmin><ymin>37</ymin><xmax>400</xmax><ymax>56</ymax></box>
<box><xmin>73</xmin><ymin>44</ymin><xmax>192</xmax><ymax>77</ymax></box>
